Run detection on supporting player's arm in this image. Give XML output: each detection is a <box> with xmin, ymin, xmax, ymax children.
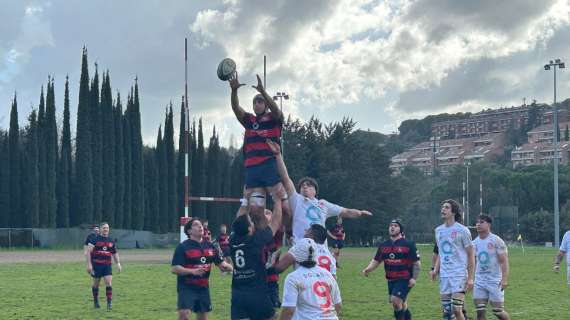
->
<box><xmin>280</xmin><ymin>307</ymin><xmax>295</xmax><ymax>320</ymax></box>
<box><xmin>497</xmin><ymin>252</ymin><xmax>509</xmax><ymax>289</ymax></box>
<box><xmin>268</xmin><ymin>195</ymin><xmax>283</xmax><ymax>236</ymax></box>
<box><xmin>217</xmin><ymin>260</ymin><xmax>233</xmax><ymax>273</ymax></box>
<box><xmin>362</xmin><ymin>259</ymin><xmax>381</xmax><ymax>276</ymax></box>
<box><xmin>553</xmin><ymin>250</ymin><xmax>566</xmax><ymax>272</ymax></box>
<box><xmin>340</xmin><ymin>208</ymin><xmax>373</xmax><ymax>219</ymax></box>
<box><xmin>229</xmin><ymin>72</ymin><xmax>247</xmax><ymax>126</ymax></box>
<box><xmin>274</xmin><ymin>252</ymin><xmax>296</xmax><ymax>273</ymax></box>
<box><xmin>252</xmin><ymin>74</ymin><xmax>283</xmax><ymax>121</ymax></box>
<box><xmin>266</xmin><ymin>140</ymin><xmax>295</xmax><ymax>197</ymax></box>
<box><xmin>465</xmin><ymin>245</ymin><xmax>475</xmax><ymax>290</ymax></box>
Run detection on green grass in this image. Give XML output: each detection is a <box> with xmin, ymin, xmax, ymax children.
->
<box><xmin>0</xmin><ymin>246</ymin><xmax>567</xmax><ymax>319</ymax></box>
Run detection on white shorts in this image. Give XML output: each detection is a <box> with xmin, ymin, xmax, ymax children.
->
<box><xmin>473</xmin><ymin>281</ymin><xmax>504</xmax><ymax>302</ymax></box>
<box><xmin>439</xmin><ymin>276</ymin><xmax>467</xmax><ymax>295</ymax></box>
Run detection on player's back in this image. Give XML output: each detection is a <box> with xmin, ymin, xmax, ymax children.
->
<box><xmin>230</xmin><ymin>226</ymin><xmax>273</xmax><ymax>291</ymax></box>
<box><xmin>282</xmin><ymin>266</ymin><xmax>341</xmax><ymax>320</ymax></box>
<box><xmin>314</xmin><ymin>243</ymin><xmax>337</xmax><ymax>276</ymax></box>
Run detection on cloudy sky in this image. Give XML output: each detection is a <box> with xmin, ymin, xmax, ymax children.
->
<box><xmin>1</xmin><ymin>0</ymin><xmax>570</xmax><ymax>146</ymax></box>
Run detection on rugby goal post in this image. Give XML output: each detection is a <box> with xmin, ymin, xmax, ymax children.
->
<box><xmin>179</xmin><ymin>196</ymin><xmax>243</xmax><ymax>242</ymax></box>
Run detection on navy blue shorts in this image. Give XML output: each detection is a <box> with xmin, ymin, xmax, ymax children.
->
<box><xmin>388</xmin><ymin>279</ymin><xmax>411</xmax><ymax>301</ymax></box>
<box><xmin>91</xmin><ymin>264</ymin><xmax>112</xmax><ymax>278</ymax></box>
<box><xmin>244</xmin><ymin>158</ymin><xmax>281</xmax><ymax>189</ymax></box>
<box><xmin>231</xmin><ymin>289</ymin><xmax>275</xmax><ymax>320</ymax></box>
<box><xmin>332</xmin><ymin>240</ymin><xmax>345</xmax><ymax>249</ymax></box>
<box><xmin>267</xmin><ymin>282</ymin><xmax>281</xmax><ymax>308</ymax></box>
<box><xmin>177</xmin><ymin>288</ymin><xmax>212</xmax><ymax>313</ymax></box>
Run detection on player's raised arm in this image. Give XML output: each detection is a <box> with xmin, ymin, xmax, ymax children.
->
<box><xmin>269</xmin><ymin>195</ymin><xmax>283</xmax><ymax>236</ymax></box>
<box><xmin>229</xmin><ymin>72</ymin><xmax>247</xmax><ymax>126</ymax></box>
<box><xmin>252</xmin><ymin>74</ymin><xmax>283</xmax><ymax>121</ymax></box>
<box><xmin>266</xmin><ymin>140</ymin><xmax>295</xmax><ymax>196</ymax></box>
<box><xmin>340</xmin><ymin>208</ymin><xmax>373</xmax><ymax>219</ymax></box>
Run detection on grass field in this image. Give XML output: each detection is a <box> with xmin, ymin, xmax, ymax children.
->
<box><xmin>0</xmin><ymin>245</ymin><xmax>567</xmax><ymax>319</ymax></box>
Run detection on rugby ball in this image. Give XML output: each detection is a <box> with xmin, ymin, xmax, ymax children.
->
<box><xmin>217</xmin><ymin>58</ymin><xmax>236</xmax><ymax>81</ymax></box>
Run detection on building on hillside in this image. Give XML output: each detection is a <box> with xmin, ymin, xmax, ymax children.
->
<box><xmin>511</xmin><ymin>121</ymin><xmax>570</xmax><ymax>167</ymax></box>
<box><xmin>390</xmin><ymin>133</ymin><xmax>505</xmax><ymax>175</ymax></box>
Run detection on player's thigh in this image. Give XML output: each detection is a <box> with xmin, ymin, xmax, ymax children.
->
<box><xmin>92</xmin><ymin>277</ymin><xmax>102</xmax><ymax>287</ymax></box>
<box><xmin>196</xmin><ymin>312</ymin><xmax>208</xmax><ymax>320</ymax></box>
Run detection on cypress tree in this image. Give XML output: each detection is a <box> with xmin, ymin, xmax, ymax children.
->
<box><xmin>123</xmin><ymin>93</ymin><xmax>132</xmax><ymax>229</ymax></box>
<box><xmin>57</xmin><ymin>76</ymin><xmax>72</xmax><ymax>228</ymax></box>
<box><xmin>9</xmin><ymin>94</ymin><xmax>21</xmax><ymax>227</ymax></box>
<box><xmin>194</xmin><ymin>118</ymin><xmax>205</xmax><ymax>217</ymax></box>
<box><xmin>46</xmin><ymin>77</ymin><xmax>58</xmax><ymax>227</ymax></box>
<box><xmin>75</xmin><ymin>47</ymin><xmax>93</xmax><ymax>225</ymax></box>
<box><xmin>24</xmin><ymin>111</ymin><xmax>40</xmax><ymax>227</ymax></box>
<box><xmin>165</xmin><ymin>104</ymin><xmax>176</xmax><ymax>231</ymax></box>
<box><xmin>144</xmin><ymin>147</ymin><xmax>159</xmax><ymax>232</ymax></box>
<box><xmin>130</xmin><ymin>80</ymin><xmax>145</xmax><ymax>230</ymax></box>
<box><xmin>0</xmin><ymin>132</ymin><xmax>9</xmax><ymax>227</ymax></box>
<box><xmin>90</xmin><ymin>65</ymin><xmax>103</xmax><ymax>224</ymax></box>
<box><xmin>101</xmin><ymin>72</ymin><xmax>116</xmax><ymax>225</ymax></box>
<box><xmin>114</xmin><ymin>93</ymin><xmax>125</xmax><ymax>228</ymax></box>
<box><xmin>38</xmin><ymin>87</ymin><xmax>48</xmax><ymax>226</ymax></box>
<box><xmin>177</xmin><ymin>98</ymin><xmax>188</xmax><ymax>225</ymax></box>
<box><xmin>206</xmin><ymin>127</ymin><xmax>221</xmax><ymax>224</ymax></box>
<box><xmin>157</xmin><ymin>126</ymin><xmax>168</xmax><ymax>233</ymax></box>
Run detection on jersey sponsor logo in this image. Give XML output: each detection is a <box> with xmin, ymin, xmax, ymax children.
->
<box><xmin>305</xmin><ymin>204</ymin><xmax>322</xmax><ymax>224</ymax></box>
<box><xmin>252</xmin><ymin>122</ymin><xmax>259</xmax><ymax>130</ymax></box>
<box><xmin>389</xmin><ymin>253</ymin><xmax>396</xmax><ymax>259</ymax></box>
<box><xmin>477</xmin><ymin>251</ymin><xmax>490</xmax><ymax>272</ymax></box>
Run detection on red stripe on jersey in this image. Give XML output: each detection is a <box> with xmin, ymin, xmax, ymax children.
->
<box><xmin>183</xmin><ymin>264</ymin><xmax>212</xmax><ymax>272</ymax></box>
<box><xmin>266</xmin><ymin>274</ymin><xmax>279</xmax><ymax>282</ymax></box>
<box><xmin>380</xmin><ymin>246</ymin><xmax>410</xmax><ymax>254</ymax></box>
<box><xmin>93</xmin><ymin>251</ymin><xmax>113</xmax><ymax>257</ymax></box>
<box><xmin>185</xmin><ymin>249</ymin><xmax>202</xmax><ymax>259</ymax></box>
<box><xmin>384</xmin><ymin>259</ymin><xmax>414</xmax><ymax>266</ymax></box>
<box><xmin>96</xmin><ymin>241</ymin><xmax>113</xmax><ymax>247</ymax></box>
<box><xmin>244</xmin><ymin>127</ymin><xmax>281</xmax><ymax>138</ymax></box>
<box><xmin>244</xmin><ymin>156</ymin><xmax>272</xmax><ymax>167</ymax></box>
<box><xmin>93</xmin><ymin>259</ymin><xmax>112</xmax><ymax>265</ymax></box>
<box><xmin>386</xmin><ymin>270</ymin><xmax>410</xmax><ymax>279</ymax></box>
<box><xmin>203</xmin><ymin>249</ymin><xmax>216</xmax><ymax>257</ymax></box>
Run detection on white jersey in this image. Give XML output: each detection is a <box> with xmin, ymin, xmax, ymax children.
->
<box><xmin>282</xmin><ymin>266</ymin><xmax>341</xmax><ymax>320</ymax></box>
<box><xmin>561</xmin><ymin>231</ymin><xmax>570</xmax><ymax>265</ymax></box>
<box><xmin>473</xmin><ymin>233</ymin><xmax>507</xmax><ymax>283</ymax></box>
<box><xmin>290</xmin><ymin>242</ymin><xmax>337</xmax><ymax>276</ymax></box>
<box><xmin>435</xmin><ymin>222</ymin><xmax>472</xmax><ymax>278</ymax></box>
<box><xmin>290</xmin><ymin>191</ymin><xmax>343</xmax><ymax>243</ymax></box>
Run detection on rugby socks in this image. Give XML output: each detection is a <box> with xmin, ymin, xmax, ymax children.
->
<box><xmin>92</xmin><ymin>287</ymin><xmax>99</xmax><ymax>301</ymax></box>
<box><xmin>404</xmin><ymin>308</ymin><xmax>412</xmax><ymax>320</ymax></box>
<box><xmin>106</xmin><ymin>286</ymin><xmax>112</xmax><ymax>302</ymax></box>
<box><xmin>394</xmin><ymin>308</ymin><xmax>405</xmax><ymax>320</ymax></box>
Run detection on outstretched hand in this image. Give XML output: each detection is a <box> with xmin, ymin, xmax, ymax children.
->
<box><xmin>229</xmin><ymin>72</ymin><xmax>246</xmax><ymax>91</ymax></box>
<box><xmin>266</xmin><ymin>139</ymin><xmax>281</xmax><ymax>155</ymax></box>
<box><xmin>360</xmin><ymin>210</ymin><xmax>373</xmax><ymax>217</ymax></box>
<box><xmin>252</xmin><ymin>74</ymin><xmax>265</xmax><ymax>93</ymax></box>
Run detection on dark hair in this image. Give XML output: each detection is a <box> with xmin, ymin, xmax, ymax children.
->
<box><xmin>184</xmin><ymin>218</ymin><xmax>202</xmax><ymax>236</ymax></box>
<box><xmin>232</xmin><ymin>215</ymin><xmax>251</xmax><ymax>236</ymax></box>
<box><xmin>297</xmin><ymin>177</ymin><xmax>319</xmax><ymax>194</ymax></box>
<box><xmin>252</xmin><ymin>94</ymin><xmax>265</xmax><ymax>104</ymax></box>
<box><xmin>390</xmin><ymin>219</ymin><xmax>404</xmax><ymax>234</ymax></box>
<box><xmin>477</xmin><ymin>214</ymin><xmax>492</xmax><ymax>224</ymax></box>
<box><xmin>309</xmin><ymin>224</ymin><xmax>327</xmax><ymax>244</ymax></box>
<box><xmin>99</xmin><ymin>222</ymin><xmax>109</xmax><ymax>228</ymax></box>
<box><xmin>442</xmin><ymin>199</ymin><xmax>462</xmax><ymax>223</ymax></box>
<box><xmin>299</xmin><ymin>246</ymin><xmax>317</xmax><ymax>268</ymax></box>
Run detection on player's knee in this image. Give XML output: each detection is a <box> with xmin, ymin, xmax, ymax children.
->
<box><xmin>391</xmin><ymin>300</ymin><xmax>403</xmax><ymax>310</ymax></box>
<box><xmin>177</xmin><ymin>310</ymin><xmax>189</xmax><ymax>320</ymax></box>
<box><xmin>491</xmin><ymin>306</ymin><xmax>505</xmax><ymax>318</ymax></box>
<box><xmin>451</xmin><ymin>298</ymin><xmax>464</xmax><ymax>314</ymax></box>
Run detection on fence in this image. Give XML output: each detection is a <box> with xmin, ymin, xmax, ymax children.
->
<box><xmin>0</xmin><ymin>228</ymin><xmax>179</xmax><ymax>249</ymax></box>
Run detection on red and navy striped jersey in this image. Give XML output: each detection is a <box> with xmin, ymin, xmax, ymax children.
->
<box><xmin>330</xmin><ymin>225</ymin><xmax>345</xmax><ymax>239</ymax></box>
<box><xmin>217</xmin><ymin>233</ymin><xmax>230</xmax><ymax>251</ymax></box>
<box><xmin>242</xmin><ymin>112</ymin><xmax>282</xmax><ymax>167</ymax></box>
<box><xmin>265</xmin><ymin>229</ymin><xmax>284</xmax><ymax>283</ymax></box>
<box><xmin>88</xmin><ymin>235</ymin><xmax>117</xmax><ymax>265</ymax></box>
<box><xmin>171</xmin><ymin>239</ymin><xmax>222</xmax><ymax>290</ymax></box>
<box><xmin>374</xmin><ymin>238</ymin><xmax>419</xmax><ymax>281</ymax></box>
